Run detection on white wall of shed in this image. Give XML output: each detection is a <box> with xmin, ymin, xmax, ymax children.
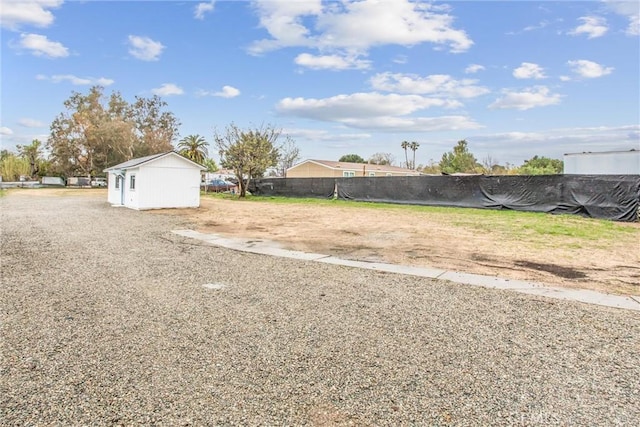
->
<box><xmin>136</xmin><ymin>155</ymin><xmax>201</xmax><ymax>209</ymax></box>
<box><xmin>107</xmin><ymin>172</ymin><xmax>120</xmax><ymax>205</ymax></box>
<box><xmin>123</xmin><ymin>168</ymin><xmax>140</xmax><ymax>209</ymax></box>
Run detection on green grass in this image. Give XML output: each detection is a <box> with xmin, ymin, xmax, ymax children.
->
<box><xmin>202</xmin><ymin>192</ymin><xmax>639</xmax><ymax>243</ymax></box>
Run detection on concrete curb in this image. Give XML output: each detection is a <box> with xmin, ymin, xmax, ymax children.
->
<box><xmin>172</xmin><ymin>230</ymin><xmax>640</xmax><ymax>312</ymax></box>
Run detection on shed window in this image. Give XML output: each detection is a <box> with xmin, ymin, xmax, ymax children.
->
<box><xmin>130</xmin><ymin>174</ymin><xmax>136</xmax><ymax>190</ymax></box>
<box><xmin>115</xmin><ymin>176</ymin><xmax>120</xmax><ymax>189</ymax></box>
<box><xmin>343</xmin><ymin>171</ymin><xmax>355</xmax><ymax>177</ymax></box>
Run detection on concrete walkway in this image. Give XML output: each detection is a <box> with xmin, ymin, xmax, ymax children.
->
<box><xmin>172</xmin><ymin>229</ymin><xmax>640</xmax><ymax>312</ymax></box>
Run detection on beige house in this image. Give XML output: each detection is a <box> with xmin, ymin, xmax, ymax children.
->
<box><xmin>286</xmin><ymin>159</ymin><xmax>421</xmax><ymax>178</ymax></box>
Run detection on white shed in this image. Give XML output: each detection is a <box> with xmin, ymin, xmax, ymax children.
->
<box><xmin>104</xmin><ymin>151</ymin><xmax>206</xmax><ymax>210</ymax></box>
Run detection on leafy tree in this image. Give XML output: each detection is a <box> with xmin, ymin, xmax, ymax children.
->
<box><xmin>419</xmin><ymin>159</ymin><xmax>441</xmax><ymax>174</ymax></box>
<box><xmin>278</xmin><ymin>135</ymin><xmax>301</xmax><ymax>177</ymax></box>
<box><xmin>0</xmin><ymin>151</ymin><xmax>30</xmax><ymax>181</ymax></box>
<box><xmin>16</xmin><ymin>139</ymin><xmax>43</xmax><ymax>178</ymax></box>
<box><xmin>439</xmin><ymin>139</ymin><xmax>481</xmax><ymax>174</ymax></box>
<box><xmin>178</xmin><ymin>134</ymin><xmax>208</xmax><ymax>164</ymax></box>
<box><xmin>131</xmin><ymin>95</ymin><xmax>179</xmax><ymax>157</ymax></box>
<box><xmin>339</xmin><ymin>154</ymin><xmax>366</xmax><ymax>163</ymax></box>
<box><xmin>214</xmin><ymin>123</ymin><xmax>280</xmax><ymax>197</ymax></box>
<box><xmin>202</xmin><ymin>158</ymin><xmax>219</xmax><ymax>173</ymax></box>
<box><xmin>517</xmin><ymin>156</ymin><xmax>563</xmax><ymax>175</ymax></box>
<box><xmin>409</xmin><ymin>141</ymin><xmax>420</xmax><ymax>169</ymax></box>
<box><xmin>47</xmin><ymin>86</ymin><xmax>180</xmax><ymax>178</ymax></box>
<box><xmin>368</xmin><ymin>152</ymin><xmax>395</xmax><ymax>165</ymax></box>
<box><xmin>400</xmin><ymin>140</ymin><xmax>410</xmax><ymax>168</ymax></box>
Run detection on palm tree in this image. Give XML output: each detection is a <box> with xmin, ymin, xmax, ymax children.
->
<box><xmin>178</xmin><ymin>134</ymin><xmax>208</xmax><ymax>164</ymax></box>
<box><xmin>401</xmin><ymin>140</ymin><xmax>410</xmax><ymax>169</ymax></box>
<box><xmin>409</xmin><ymin>141</ymin><xmax>420</xmax><ymax>170</ymax></box>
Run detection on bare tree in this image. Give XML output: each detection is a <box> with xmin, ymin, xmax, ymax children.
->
<box><xmin>368</xmin><ymin>152</ymin><xmax>395</xmax><ymax>165</ymax></box>
<box><xmin>277</xmin><ymin>135</ymin><xmax>301</xmax><ymax>177</ymax></box>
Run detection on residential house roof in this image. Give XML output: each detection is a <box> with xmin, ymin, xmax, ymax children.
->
<box><xmin>289</xmin><ymin>159</ymin><xmax>421</xmax><ymax>175</ymax></box>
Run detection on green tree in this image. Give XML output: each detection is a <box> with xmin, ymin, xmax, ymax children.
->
<box><xmin>202</xmin><ymin>158</ymin><xmax>219</xmax><ymax>173</ymax></box>
<box><xmin>368</xmin><ymin>152</ymin><xmax>395</xmax><ymax>165</ymax></box>
<box><xmin>214</xmin><ymin>123</ymin><xmax>280</xmax><ymax>197</ymax></box>
<box><xmin>400</xmin><ymin>140</ymin><xmax>410</xmax><ymax>168</ymax></box>
<box><xmin>277</xmin><ymin>136</ymin><xmax>301</xmax><ymax>177</ymax></box>
<box><xmin>339</xmin><ymin>154</ymin><xmax>366</xmax><ymax>163</ymax></box>
<box><xmin>0</xmin><ymin>151</ymin><xmax>30</xmax><ymax>181</ymax></box>
<box><xmin>439</xmin><ymin>139</ymin><xmax>481</xmax><ymax>174</ymax></box>
<box><xmin>47</xmin><ymin>86</ymin><xmax>180</xmax><ymax>178</ymax></box>
<box><xmin>419</xmin><ymin>159</ymin><xmax>441</xmax><ymax>174</ymax></box>
<box><xmin>16</xmin><ymin>139</ymin><xmax>43</xmax><ymax>178</ymax></box>
<box><xmin>517</xmin><ymin>156</ymin><xmax>563</xmax><ymax>175</ymax></box>
<box><xmin>131</xmin><ymin>95</ymin><xmax>180</xmax><ymax>157</ymax></box>
<box><xmin>178</xmin><ymin>134</ymin><xmax>208</xmax><ymax>164</ymax></box>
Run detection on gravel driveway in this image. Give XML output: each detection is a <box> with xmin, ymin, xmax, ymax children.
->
<box><xmin>2</xmin><ymin>192</ymin><xmax>639</xmax><ymax>426</ymax></box>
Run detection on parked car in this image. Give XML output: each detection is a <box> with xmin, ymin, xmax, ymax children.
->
<box><xmin>201</xmin><ymin>178</ymin><xmax>237</xmax><ymax>193</ymax></box>
<box><xmin>91</xmin><ymin>177</ymin><xmax>107</xmax><ymax>187</ymax></box>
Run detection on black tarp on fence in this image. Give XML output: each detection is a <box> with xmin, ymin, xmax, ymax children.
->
<box><xmin>251</xmin><ymin>175</ymin><xmax>640</xmax><ymax>222</ymax></box>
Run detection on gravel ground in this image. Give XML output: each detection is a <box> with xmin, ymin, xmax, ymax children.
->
<box><xmin>1</xmin><ymin>191</ymin><xmax>639</xmax><ymax>426</ymax></box>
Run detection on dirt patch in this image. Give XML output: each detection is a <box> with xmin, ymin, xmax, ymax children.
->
<box><xmin>157</xmin><ymin>197</ymin><xmax>640</xmax><ymax>297</ymax></box>
<box><xmin>14</xmin><ymin>189</ymin><xmax>636</xmax><ymax>296</ymax></box>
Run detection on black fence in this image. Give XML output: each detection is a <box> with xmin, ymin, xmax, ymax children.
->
<box><xmin>250</xmin><ymin>175</ymin><xmax>640</xmax><ymax>222</ymax></box>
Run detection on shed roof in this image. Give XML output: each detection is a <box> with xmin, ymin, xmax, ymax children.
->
<box><xmin>104</xmin><ymin>151</ymin><xmax>206</xmax><ymax>172</ymax></box>
<box><xmin>289</xmin><ymin>159</ymin><xmax>420</xmax><ymax>175</ymax></box>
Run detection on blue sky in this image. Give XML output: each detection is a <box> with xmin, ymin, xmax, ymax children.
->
<box><xmin>1</xmin><ymin>0</ymin><xmax>639</xmax><ymax>167</ymax></box>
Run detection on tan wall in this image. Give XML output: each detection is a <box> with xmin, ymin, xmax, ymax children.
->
<box><xmin>287</xmin><ymin>161</ymin><xmax>417</xmax><ymax>178</ymax></box>
<box><xmin>287</xmin><ymin>162</ymin><xmax>341</xmax><ymax>178</ymax></box>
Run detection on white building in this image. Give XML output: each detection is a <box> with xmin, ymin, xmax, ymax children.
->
<box><xmin>104</xmin><ymin>151</ymin><xmax>206</xmax><ymax>210</ymax></box>
<box><xmin>564</xmin><ymin>150</ymin><xmax>640</xmax><ymax>175</ymax></box>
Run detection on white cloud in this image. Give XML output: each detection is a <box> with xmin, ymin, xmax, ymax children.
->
<box><xmin>604</xmin><ymin>0</ymin><xmax>640</xmax><ymax>36</ymax></box>
<box><xmin>567</xmin><ymin>59</ymin><xmax>613</xmax><ymax>78</ymax></box>
<box><xmin>489</xmin><ymin>86</ymin><xmax>562</xmax><ymax>110</ymax></box>
<box><xmin>128</xmin><ymin>35</ymin><xmax>164</xmax><ymax>61</ymax></box>
<box><xmin>249</xmin><ymin>0</ymin><xmax>473</xmax><ymax>56</ymax></box>
<box><xmin>294</xmin><ymin>53</ymin><xmax>371</xmax><ymax>70</ymax></box>
<box><xmin>214</xmin><ymin>85</ymin><xmax>240</xmax><ymax>98</ymax></box>
<box><xmin>17</xmin><ymin>33</ymin><xmax>68</xmax><ymax>58</ymax></box>
<box><xmin>339</xmin><ymin>116</ymin><xmax>482</xmax><ymax>132</ymax></box>
<box><xmin>17</xmin><ymin>118</ymin><xmax>44</xmax><ymax>128</ymax></box>
<box><xmin>278</xmin><ymin>92</ymin><xmax>461</xmax><ymax>121</ymax></box>
<box><xmin>465</xmin><ymin>64</ymin><xmax>485</xmax><ymax>74</ymax></box>
<box><xmin>0</xmin><ymin>0</ymin><xmax>63</xmax><ymax>30</ymax></box>
<box><xmin>392</xmin><ymin>55</ymin><xmax>408</xmax><ymax>64</ymax></box>
<box><xmin>470</xmin><ymin>125</ymin><xmax>640</xmax><ymax>163</ymax></box>
<box><xmin>569</xmin><ymin>16</ymin><xmax>608</xmax><ymax>38</ymax></box>
<box><xmin>151</xmin><ymin>83</ymin><xmax>184</xmax><ymax>96</ymax></box>
<box><xmin>196</xmin><ymin>85</ymin><xmax>241</xmax><ymax>98</ymax></box>
<box><xmin>513</xmin><ymin>62</ymin><xmax>547</xmax><ymax>79</ymax></box>
<box><xmin>370</xmin><ymin>72</ymin><xmax>489</xmax><ymax>98</ymax></box>
<box><xmin>194</xmin><ymin>1</ymin><xmax>215</xmax><ymax>20</ymax></box>
<box><xmin>36</xmin><ymin>74</ymin><xmax>114</xmax><ymax>85</ymax></box>
<box><xmin>283</xmin><ymin>128</ymin><xmax>371</xmax><ymax>141</ymax></box>
<box><xmin>276</xmin><ymin>92</ymin><xmax>480</xmax><ymax>132</ymax></box>
<box><xmin>0</xmin><ymin>127</ymin><xmax>14</xmax><ymax>135</ymax></box>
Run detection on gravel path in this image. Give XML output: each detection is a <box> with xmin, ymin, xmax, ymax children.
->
<box><xmin>2</xmin><ymin>192</ymin><xmax>639</xmax><ymax>426</ymax></box>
